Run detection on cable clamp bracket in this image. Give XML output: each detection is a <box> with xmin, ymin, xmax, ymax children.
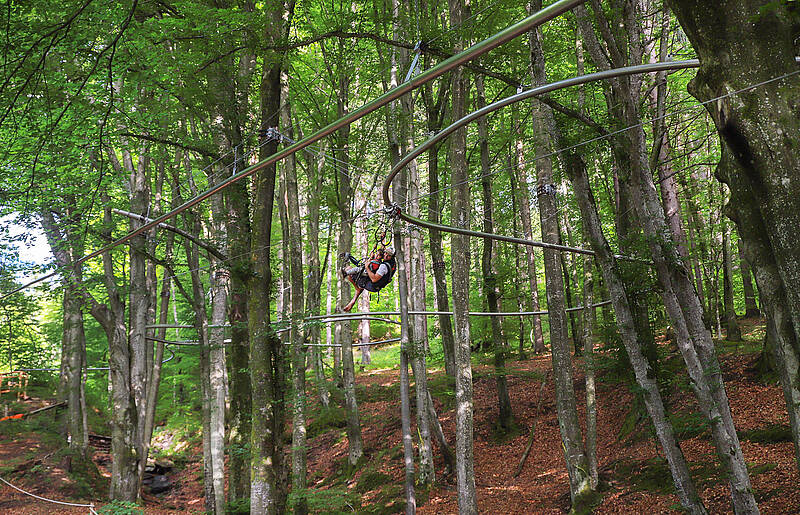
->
<box><xmin>383</xmin><ymin>204</ymin><xmax>401</xmax><ymax>219</ymax></box>
<box><xmin>259</xmin><ymin>127</ymin><xmax>282</xmax><ymax>142</ymax></box>
<box><xmin>404</xmin><ymin>41</ymin><xmax>423</xmax><ymax>83</ymax></box>
<box><xmin>536</xmin><ymin>184</ymin><xmax>558</xmax><ymax>197</ymax></box>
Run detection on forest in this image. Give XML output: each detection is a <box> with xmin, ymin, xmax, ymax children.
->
<box><xmin>1</xmin><ymin>0</ymin><xmax>799</xmax><ymax>513</ymax></box>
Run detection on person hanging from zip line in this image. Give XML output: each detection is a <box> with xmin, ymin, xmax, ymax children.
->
<box><xmin>340</xmin><ymin>246</ymin><xmax>397</xmax><ymax>312</ymax></box>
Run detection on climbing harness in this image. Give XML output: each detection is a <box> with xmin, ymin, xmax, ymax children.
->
<box><xmin>340</xmin><ymin>204</ymin><xmax>401</xmax><ymax>297</ymax></box>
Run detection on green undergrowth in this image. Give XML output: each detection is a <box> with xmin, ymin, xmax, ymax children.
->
<box><xmin>615</xmin><ymin>457</ymin><xmax>675</xmax><ymax>494</ymax></box>
<box><xmin>148</xmin><ymin>406</ymin><xmax>203</xmax><ymax>461</ymax></box>
<box><xmin>427</xmin><ymin>374</ymin><xmax>456</xmax><ymax>411</ymax></box>
<box><xmin>55</xmin><ymin>447</ymin><xmax>107</xmax><ymax>498</ymax></box>
<box><xmin>97</xmin><ymin>500</ymin><xmax>143</xmax><ymax>514</ymax></box>
<box><xmin>615</xmin><ymin>455</ymin><xmax>778</xmax><ymax>496</ymax></box>
<box><xmin>738</xmin><ymin>424</ymin><xmax>793</xmax><ymax>444</ymax></box>
<box><xmin>306</xmin><ymin>405</ymin><xmax>347</xmax><ymax>439</ymax></box>
<box><xmin>0</xmin><ymin>405</ymin><xmax>66</xmax><ymax>449</ymax></box>
<box><xmin>309</xmin><ymin>446</ymin><xmax>406</xmax><ymax>515</ymax></box>
<box><xmin>489</xmin><ymin>418</ymin><xmax>521</xmax><ymax>444</ymax></box>
<box><xmin>0</xmin><ymin>411</ymin><xmax>106</xmax><ymax>500</ymax></box>
<box><xmin>362</xmin><ymin>343</ymin><xmax>402</xmax><ymax>370</ymax></box>
<box><xmin>571</xmin><ymin>488</ymin><xmax>605</xmax><ymax>515</ymax></box>
<box><xmin>670</xmin><ymin>411</ymin><xmax>710</xmax><ymax>440</ymax></box>
<box><xmin>356</xmin><ymin>382</ymin><xmax>398</xmax><ymax>403</ymax></box>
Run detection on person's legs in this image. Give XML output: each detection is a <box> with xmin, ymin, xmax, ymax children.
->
<box><xmin>341</xmin><ymin>266</ymin><xmax>365</xmax><ymax>311</ymax></box>
<box><xmin>343</xmin><ymin>286</ymin><xmax>364</xmax><ymax>312</ymax></box>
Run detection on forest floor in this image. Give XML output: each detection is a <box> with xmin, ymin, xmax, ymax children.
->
<box><xmin>0</xmin><ymin>318</ymin><xmax>798</xmax><ymax>513</ymax></box>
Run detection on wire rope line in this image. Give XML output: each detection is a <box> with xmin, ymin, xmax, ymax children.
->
<box><xmin>15</xmin><ymin>346</ymin><xmax>175</xmax><ymax>373</ymax></box>
<box><xmin>306</xmin><ymin>300</ymin><xmax>612</xmax><ymax>320</ymax></box>
<box><xmin>0</xmin><ymin>475</ymin><xmax>98</xmax><ymax>514</ymax></box>
<box><xmin>403</xmin><ymin>59</ymin><xmax>800</xmax><ymax>211</ymax></box>
<box><xmin>1</xmin><ymin>0</ymin><xmax>584</xmax><ymax>302</ymax></box>
<box><xmin>382</xmin><ymin>60</ymin><xmax>800</xmax><ymax>256</ymax></box>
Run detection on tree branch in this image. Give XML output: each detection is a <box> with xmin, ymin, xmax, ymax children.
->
<box><xmin>117</xmin><ymin>132</ymin><xmax>218</xmax><ymax>159</ymax></box>
<box><xmin>112</xmin><ymin>208</ymin><xmax>227</xmax><ymax>261</ymax></box>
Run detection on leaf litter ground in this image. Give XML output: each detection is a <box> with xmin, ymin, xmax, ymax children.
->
<box><xmin>1</xmin><ymin>318</ymin><xmax>797</xmax><ymax>513</ymax></box>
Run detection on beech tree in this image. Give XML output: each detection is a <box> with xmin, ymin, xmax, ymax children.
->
<box><xmin>4</xmin><ymin>1</ymin><xmax>800</xmax><ymax>513</ymax></box>
<box><xmin>667</xmin><ymin>0</ymin><xmax>800</xmax><ymax>472</ymax></box>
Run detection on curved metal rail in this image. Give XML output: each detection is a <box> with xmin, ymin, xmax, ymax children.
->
<box><xmin>1</xmin><ymin>0</ymin><xmax>585</xmax><ymax>302</ymax></box>
<box><xmin>15</xmin><ymin>346</ymin><xmax>175</xmax><ymax>373</ymax></box>
<box><xmin>381</xmin><ymin>60</ymin><xmax>700</xmax><ymax>256</ymax></box>
<box><xmin>305</xmin><ymin>300</ymin><xmax>612</xmax><ymax>320</ymax></box>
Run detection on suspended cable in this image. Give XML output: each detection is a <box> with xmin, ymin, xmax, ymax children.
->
<box><xmin>383</xmin><ymin>60</ymin><xmax>800</xmax><ymax>257</ymax></box>
<box><xmin>0</xmin><ymin>476</ymin><xmax>98</xmax><ymax>514</ymax></box>
<box><xmin>1</xmin><ymin>0</ymin><xmax>583</xmax><ymax>302</ymax></box>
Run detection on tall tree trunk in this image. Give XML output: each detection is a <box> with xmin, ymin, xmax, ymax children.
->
<box><xmin>565</xmin><ymin>153</ymin><xmax>707</xmax><ymax>514</ymax></box>
<box><xmin>208</xmin><ymin>31</ymin><xmax>258</xmax><ymax>504</ymax></box>
<box><xmin>226</xmin><ymin>170</ymin><xmax>253</xmax><ymax>504</ymax></box>
<box><xmin>393</xmin><ymin>161</ymin><xmax>417</xmax><ymax>514</ymax></box>
<box><xmin>62</xmin><ymin>278</ymin><xmax>88</xmax><ymax>455</ymax></box>
<box><xmin>390</xmin><ymin>2</ymin><xmax>435</xmax><ymax>482</ymax></box>
<box><xmin>447</xmin><ymin>0</ymin><xmax>478</xmax><ymax>511</ymax></box>
<box><xmin>738</xmin><ymin>245</ymin><xmax>760</xmax><ymax>318</ymax></box>
<box><xmin>511</xmin><ymin>102</ymin><xmax>545</xmax><ymax>354</ymax></box>
<box><xmin>578</xmin><ymin>0</ymin><xmax>759</xmax><ymax>505</ymax></box>
<box><xmin>208</xmin><ymin>175</ymin><xmax>229</xmax><ymax>515</ymax></box>
<box><xmin>476</xmin><ymin>74</ymin><xmax>512</xmax><ymax>431</ymax></box>
<box><xmin>305</xmin><ymin>140</ymin><xmax>330</xmax><ymax>408</ymax></box>
<box><xmin>582</xmin><ymin>243</ymin><xmax>597</xmax><ymax>489</ymax></box>
<box><xmin>722</xmin><ymin>215</ymin><xmax>742</xmax><ymax>340</ymax></box>
<box><xmin>137</xmin><ymin>157</ymin><xmax>169</xmax><ymax>492</ymax></box>
<box><xmin>530</xmin><ymin>1</ymin><xmax>592</xmax><ymax>505</ymax></box>
<box><xmin>178</xmin><ymin>165</ymin><xmax>220</xmax><ymax>514</ymax></box>
<box><xmin>280</xmin><ymin>71</ymin><xmax>309</xmax><ymax>514</ymax></box>
<box><xmin>96</xmin><ymin>198</ymin><xmax>138</xmax><ymax>501</ymax></box>
<box><xmin>650</xmin><ymin>5</ymin><xmax>690</xmax><ymax>261</ymax></box>
<box><xmin>40</xmin><ymin>210</ymin><xmax>88</xmax><ymax>457</ymax></box>
<box><xmin>249</xmin><ymin>6</ymin><xmax>293</xmax><ymax>505</ymax></box>
<box><xmin>333</xmin><ymin>61</ymin><xmax>364</xmax><ymax>466</ymax></box>
<box><xmin>508</xmin><ymin>164</ymin><xmax>528</xmax><ymax>359</ymax></box>
<box><xmin>184</xmin><ymin>218</ymin><xmax>216</xmax><ymax>513</ymax></box>
<box><xmin>126</xmin><ymin>145</ymin><xmax>151</xmax><ymax>477</ymax></box>
<box><xmin>421</xmin><ymin>59</ymin><xmax>455</xmax><ymax>376</ymax></box>
<box><xmin>559</xmin><ymin>216</ymin><xmax>583</xmax><ymax>354</ymax></box>
<box><xmin>44</xmin><ymin>215</ymin><xmax>88</xmax><ymax>455</ymax></box>
<box><xmin>140</xmin><ymin>229</ymin><xmax>174</xmax><ymax>494</ymax></box>
<box><xmin>355</xmin><ymin>190</ymin><xmax>372</xmax><ymax>364</ymax></box>
<box><xmin>668</xmin><ymin>0</ymin><xmax>800</xmax><ymax>476</ymax></box>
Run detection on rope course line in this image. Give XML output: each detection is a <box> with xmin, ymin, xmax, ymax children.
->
<box><xmin>307</xmin><ymin>300</ymin><xmax>612</xmax><ymax>319</ymax></box>
<box><xmin>403</xmin><ymin>60</ymin><xmax>800</xmax><ymax>211</ymax></box>
<box><xmin>9</xmin><ymin>62</ymin><xmax>797</xmax><ymax>299</ymax></box>
<box><xmin>0</xmin><ymin>475</ymin><xmax>98</xmax><ymax>514</ymax></box>
<box><xmin>1</xmin><ymin>0</ymin><xmax>584</xmax><ymax>302</ymax></box>
<box><xmin>383</xmin><ymin>60</ymin><xmax>800</xmax><ymax>254</ymax></box>
<box><xmin>15</xmin><ymin>346</ymin><xmax>174</xmax><ymax>373</ymax></box>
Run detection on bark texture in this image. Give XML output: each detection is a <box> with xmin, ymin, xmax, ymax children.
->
<box><xmin>566</xmin><ymin>153</ymin><xmax>706</xmax><ymax>514</ymax></box>
<box><xmin>530</xmin><ymin>1</ymin><xmax>591</xmax><ymax>504</ymax></box>
<box><xmin>448</xmin><ymin>0</ymin><xmax>478</xmax><ymax>511</ymax></box>
<box><xmin>668</xmin><ymin>0</ymin><xmax>800</xmax><ymax>476</ymax></box>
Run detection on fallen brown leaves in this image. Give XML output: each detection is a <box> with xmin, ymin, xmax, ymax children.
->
<box><xmin>308</xmin><ymin>339</ymin><xmax>799</xmax><ymax>514</ymax></box>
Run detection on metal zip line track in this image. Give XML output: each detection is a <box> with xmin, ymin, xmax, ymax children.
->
<box><xmin>307</xmin><ymin>300</ymin><xmax>612</xmax><ymax>320</ymax></box>
<box><xmin>381</xmin><ymin>59</ymin><xmax>700</xmax><ymax>256</ymax></box>
<box><xmin>15</xmin><ymin>346</ymin><xmax>175</xmax><ymax>372</ymax></box>
<box><xmin>144</xmin><ymin>300</ymin><xmax>613</xmax><ymax>331</ymax></box>
<box><xmin>1</xmin><ymin>0</ymin><xmax>584</xmax><ymax>303</ymax></box>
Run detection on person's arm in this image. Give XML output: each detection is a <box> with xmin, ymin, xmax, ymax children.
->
<box><xmin>367</xmin><ymin>263</ymin><xmax>387</xmax><ymax>283</ymax></box>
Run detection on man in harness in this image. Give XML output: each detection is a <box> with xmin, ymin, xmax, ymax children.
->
<box><xmin>341</xmin><ymin>247</ymin><xmax>396</xmax><ymax>312</ymax></box>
